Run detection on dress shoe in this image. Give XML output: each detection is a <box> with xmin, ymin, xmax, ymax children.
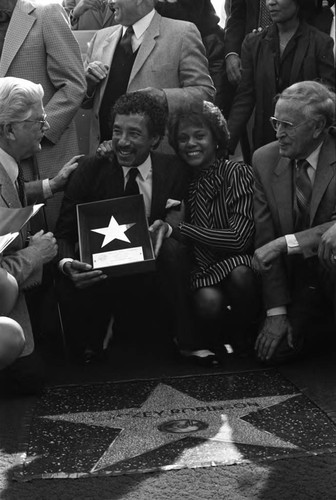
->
<box><xmin>178</xmin><ymin>347</ymin><xmax>220</xmax><ymax>367</ymax></box>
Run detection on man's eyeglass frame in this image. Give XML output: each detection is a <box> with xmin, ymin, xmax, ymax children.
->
<box><xmin>13</xmin><ymin>114</ymin><xmax>48</xmax><ymax>131</ymax></box>
<box><xmin>269</xmin><ymin>116</ymin><xmax>308</xmax><ymax>134</ymax></box>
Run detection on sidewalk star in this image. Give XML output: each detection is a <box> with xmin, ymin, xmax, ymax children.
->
<box><xmin>42</xmin><ymin>383</ymin><xmax>301</xmax><ymax>474</ymax></box>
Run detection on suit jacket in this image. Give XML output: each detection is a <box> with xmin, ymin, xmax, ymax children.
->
<box><xmin>252</xmin><ymin>133</ymin><xmax>336</xmax><ymax>310</ymax></box>
<box><xmin>0</xmin><ymin>163</ymin><xmax>47</xmax><ymax>357</ymax></box>
<box><xmin>0</xmin><ymin>0</ymin><xmax>86</xmax><ymax>230</ymax></box>
<box><xmin>224</xmin><ymin>0</ymin><xmax>261</xmax><ymax>56</ymax></box>
<box><xmin>223</xmin><ymin>0</ymin><xmax>320</xmax><ymax>56</ymax></box>
<box><xmin>228</xmin><ymin>22</ymin><xmax>335</xmax><ymax>153</ymax></box>
<box><xmin>55</xmin><ymin>151</ymin><xmax>189</xmax><ymax>259</ymax></box>
<box><xmin>83</xmin><ymin>11</ymin><xmax>215</xmax><ymax>154</ymax></box>
<box><xmin>62</xmin><ymin>0</ymin><xmax>115</xmax><ymax>30</ymax></box>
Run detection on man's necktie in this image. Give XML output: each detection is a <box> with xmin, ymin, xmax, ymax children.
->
<box><xmin>258</xmin><ymin>0</ymin><xmax>272</xmax><ymax>29</ymax></box>
<box><xmin>124</xmin><ymin>168</ymin><xmax>139</xmax><ymax>196</ymax></box>
<box><xmin>16</xmin><ymin>163</ymin><xmax>26</xmax><ymax>206</ymax></box>
<box><xmin>294</xmin><ymin>159</ymin><xmax>312</xmax><ymax>231</ymax></box>
<box><xmin>119</xmin><ymin>25</ymin><xmax>134</xmax><ymax>56</ymax></box>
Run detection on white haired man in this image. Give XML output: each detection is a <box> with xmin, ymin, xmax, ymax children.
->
<box><xmin>252</xmin><ymin>81</ymin><xmax>336</xmax><ymax>364</ymax></box>
<box><xmin>0</xmin><ymin>76</ymin><xmax>81</xmax><ymax>395</ymax></box>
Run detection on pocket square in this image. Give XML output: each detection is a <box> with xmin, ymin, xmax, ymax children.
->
<box><xmin>165</xmin><ymin>198</ymin><xmax>181</xmax><ymax>209</ymax></box>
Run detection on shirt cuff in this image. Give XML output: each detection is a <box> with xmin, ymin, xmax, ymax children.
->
<box><xmin>225</xmin><ymin>52</ymin><xmax>239</xmax><ymax>59</ymax></box>
<box><xmin>166</xmin><ymin>224</ymin><xmax>173</xmax><ymax>238</ymax></box>
<box><xmin>42</xmin><ymin>179</ymin><xmax>53</xmax><ymax>199</ymax></box>
<box><xmin>58</xmin><ymin>258</ymin><xmax>74</xmax><ymax>275</ymax></box>
<box><xmin>267</xmin><ymin>307</ymin><xmax>287</xmax><ymax>316</ymax></box>
<box><xmin>285</xmin><ymin>234</ymin><xmax>301</xmax><ymax>254</ymax></box>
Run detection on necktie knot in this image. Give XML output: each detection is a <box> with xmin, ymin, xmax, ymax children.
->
<box><xmin>120</xmin><ymin>25</ymin><xmax>134</xmax><ymax>55</ymax></box>
<box><xmin>124</xmin><ymin>167</ymin><xmax>139</xmax><ymax>196</ymax></box>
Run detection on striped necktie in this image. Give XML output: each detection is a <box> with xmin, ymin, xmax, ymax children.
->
<box><xmin>294</xmin><ymin>159</ymin><xmax>312</xmax><ymax>231</ymax></box>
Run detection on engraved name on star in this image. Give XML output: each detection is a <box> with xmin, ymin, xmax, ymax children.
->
<box><xmin>91</xmin><ymin>215</ymin><xmax>136</xmax><ymax>247</ymax></box>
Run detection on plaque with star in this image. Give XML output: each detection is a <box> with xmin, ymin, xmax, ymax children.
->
<box><xmin>76</xmin><ymin>195</ymin><xmax>155</xmax><ymax>277</ymax></box>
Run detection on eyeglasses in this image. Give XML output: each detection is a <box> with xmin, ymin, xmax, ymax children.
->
<box><xmin>14</xmin><ymin>114</ymin><xmax>48</xmax><ymax>131</ymax></box>
<box><xmin>269</xmin><ymin>116</ymin><xmax>307</xmax><ymax>135</ymax></box>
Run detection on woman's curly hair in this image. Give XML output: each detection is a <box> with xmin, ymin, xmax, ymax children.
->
<box><xmin>168</xmin><ymin>100</ymin><xmax>230</xmax><ymax>158</ymax></box>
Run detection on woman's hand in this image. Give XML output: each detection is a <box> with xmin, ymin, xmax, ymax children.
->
<box><xmin>96</xmin><ymin>140</ymin><xmax>113</xmax><ymax>160</ymax></box>
<box><xmin>148</xmin><ymin>219</ymin><xmax>171</xmax><ymax>257</ymax></box>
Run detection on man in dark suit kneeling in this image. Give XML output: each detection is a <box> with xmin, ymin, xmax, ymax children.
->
<box><xmin>55</xmin><ymin>92</ymin><xmax>189</xmax><ymax>363</ymax></box>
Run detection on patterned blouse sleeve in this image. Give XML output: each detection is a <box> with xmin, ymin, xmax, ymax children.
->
<box><xmin>179</xmin><ymin>161</ymin><xmax>255</xmax><ymax>253</ymax></box>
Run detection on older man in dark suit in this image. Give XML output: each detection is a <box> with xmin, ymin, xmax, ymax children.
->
<box><xmin>252</xmin><ymin>81</ymin><xmax>336</xmax><ymax>364</ymax></box>
<box><xmin>55</xmin><ymin>92</ymin><xmax>189</xmax><ymax>363</ymax></box>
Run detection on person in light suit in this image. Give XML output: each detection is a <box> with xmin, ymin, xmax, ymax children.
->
<box><xmin>0</xmin><ymin>0</ymin><xmax>86</xmax><ymax>231</ymax></box>
<box><xmin>0</xmin><ymin>76</ymin><xmax>82</xmax><ymax>395</ymax></box>
<box><xmin>83</xmin><ymin>0</ymin><xmax>215</xmax><ymax>154</ymax></box>
<box><xmin>252</xmin><ymin>81</ymin><xmax>336</xmax><ymax>364</ymax></box>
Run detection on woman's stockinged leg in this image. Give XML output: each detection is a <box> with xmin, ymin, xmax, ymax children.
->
<box><xmin>223</xmin><ymin>266</ymin><xmax>261</xmax><ymax>355</ymax></box>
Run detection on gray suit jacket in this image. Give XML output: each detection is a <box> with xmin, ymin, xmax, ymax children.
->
<box><xmin>253</xmin><ymin>133</ymin><xmax>336</xmax><ymax>309</ymax></box>
<box><xmin>0</xmin><ymin>0</ymin><xmax>86</xmax><ymax>230</ymax></box>
<box><xmin>83</xmin><ymin>11</ymin><xmax>215</xmax><ymax>154</ymax></box>
<box><xmin>0</xmin><ymin>163</ymin><xmax>46</xmax><ymax>357</ymax></box>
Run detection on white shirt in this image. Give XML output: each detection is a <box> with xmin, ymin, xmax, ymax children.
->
<box><xmin>122</xmin><ymin>154</ymin><xmax>152</xmax><ymax>218</ymax></box>
<box><xmin>122</xmin><ymin>9</ymin><xmax>155</xmax><ymax>52</ymax></box>
<box><xmin>0</xmin><ymin>146</ymin><xmax>53</xmax><ymax>202</ymax></box>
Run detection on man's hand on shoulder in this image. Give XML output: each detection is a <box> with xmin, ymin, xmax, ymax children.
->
<box><xmin>63</xmin><ymin>259</ymin><xmax>107</xmax><ymax>289</ymax></box>
<box><xmin>49</xmin><ymin>154</ymin><xmax>85</xmax><ymax>194</ymax></box>
<box><xmin>255</xmin><ymin>315</ymin><xmax>293</xmax><ymax>362</ymax></box>
<box><xmin>148</xmin><ymin>220</ymin><xmax>171</xmax><ymax>257</ymax></box>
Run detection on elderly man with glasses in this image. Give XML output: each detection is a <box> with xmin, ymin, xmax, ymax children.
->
<box><xmin>251</xmin><ymin>80</ymin><xmax>336</xmax><ymax>365</ymax></box>
<box><xmin>0</xmin><ymin>76</ymin><xmax>81</xmax><ymax>396</ymax></box>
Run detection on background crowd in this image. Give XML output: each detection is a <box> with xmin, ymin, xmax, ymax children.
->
<box><xmin>0</xmin><ymin>0</ymin><xmax>335</xmax><ymax>396</ymax></box>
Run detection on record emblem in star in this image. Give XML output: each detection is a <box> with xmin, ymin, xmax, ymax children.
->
<box><xmin>91</xmin><ymin>215</ymin><xmax>136</xmax><ymax>247</ymax></box>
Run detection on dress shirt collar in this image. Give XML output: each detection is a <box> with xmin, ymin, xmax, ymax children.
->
<box><xmin>122</xmin><ymin>154</ymin><xmax>152</xmax><ymax>183</ymax></box>
<box><xmin>0</xmin><ymin>146</ymin><xmax>18</xmax><ymax>184</ymax></box>
<box><xmin>122</xmin><ymin>9</ymin><xmax>155</xmax><ymax>40</ymax></box>
<box><xmin>299</xmin><ymin>141</ymin><xmax>324</xmax><ymax>172</ymax></box>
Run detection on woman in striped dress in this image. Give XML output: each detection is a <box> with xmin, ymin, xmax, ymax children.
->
<box><xmin>151</xmin><ymin>101</ymin><xmax>260</xmax><ymax>365</ymax></box>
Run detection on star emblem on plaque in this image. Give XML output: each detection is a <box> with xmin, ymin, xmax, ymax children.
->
<box><xmin>76</xmin><ymin>195</ymin><xmax>155</xmax><ymax>277</ymax></box>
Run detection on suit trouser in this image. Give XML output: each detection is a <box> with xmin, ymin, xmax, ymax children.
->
<box><xmin>55</xmin><ymin>238</ymin><xmax>190</xmax><ymax>357</ymax></box>
<box><xmin>271</xmin><ymin>257</ymin><xmax>336</xmax><ymax>363</ymax></box>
